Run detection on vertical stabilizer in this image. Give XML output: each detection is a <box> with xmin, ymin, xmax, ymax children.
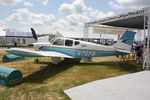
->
<box><xmin>112</xmin><ymin>30</ymin><xmax>136</xmax><ymax>51</ymax></box>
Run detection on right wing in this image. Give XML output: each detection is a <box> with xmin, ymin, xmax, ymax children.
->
<box><xmin>6</xmin><ymin>48</ymin><xmax>73</xmax><ymax>58</ymax></box>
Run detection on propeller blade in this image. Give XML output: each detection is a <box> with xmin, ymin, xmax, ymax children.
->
<box><xmin>31</xmin><ymin>28</ymin><xmax>37</xmax><ymax>40</ymax></box>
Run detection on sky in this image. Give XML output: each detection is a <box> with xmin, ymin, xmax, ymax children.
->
<box><xmin>0</xmin><ymin>0</ymin><xmax>150</xmax><ymax>39</ymax></box>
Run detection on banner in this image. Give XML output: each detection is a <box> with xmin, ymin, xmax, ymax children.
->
<box><xmin>93</xmin><ymin>26</ymin><xmax>134</xmax><ymax>35</ymax></box>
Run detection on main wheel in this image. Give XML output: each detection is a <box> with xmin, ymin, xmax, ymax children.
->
<box><xmin>51</xmin><ymin>57</ymin><xmax>61</xmax><ymax>65</ymax></box>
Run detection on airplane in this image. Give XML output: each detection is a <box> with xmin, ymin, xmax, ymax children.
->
<box><xmin>5</xmin><ymin>28</ymin><xmax>136</xmax><ymax>65</ymax></box>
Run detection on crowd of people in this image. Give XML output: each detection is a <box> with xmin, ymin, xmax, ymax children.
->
<box><xmin>132</xmin><ymin>42</ymin><xmax>144</xmax><ymax>63</ymax></box>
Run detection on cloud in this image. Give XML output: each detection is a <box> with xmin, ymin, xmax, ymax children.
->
<box><xmin>47</xmin><ymin>19</ymin><xmax>83</xmax><ymax>37</ymax></box>
<box><xmin>11</xmin><ymin>8</ymin><xmax>55</xmax><ymax>25</ymax></box>
<box><xmin>28</xmin><ymin>13</ymin><xmax>55</xmax><ymax>25</ymax></box>
<box><xmin>3</xmin><ymin>0</ymin><xmax>116</xmax><ymax>38</ymax></box>
<box><xmin>5</xmin><ymin>7</ymin><xmax>56</xmax><ymax>27</ymax></box>
<box><xmin>5</xmin><ymin>8</ymin><xmax>31</xmax><ymax>24</ymax></box>
<box><xmin>0</xmin><ymin>0</ymin><xmax>23</xmax><ymax>6</ymax></box>
<box><xmin>96</xmin><ymin>11</ymin><xmax>114</xmax><ymax>19</ymax></box>
<box><xmin>109</xmin><ymin>0</ymin><xmax>150</xmax><ymax>9</ymax></box>
<box><xmin>0</xmin><ymin>20</ymin><xmax>6</xmax><ymax>36</ymax></box>
<box><xmin>23</xmin><ymin>1</ymin><xmax>33</xmax><ymax>7</ymax></box>
<box><xmin>109</xmin><ymin>1</ymin><xmax>122</xmax><ymax>9</ymax></box>
<box><xmin>59</xmin><ymin>0</ymin><xmax>86</xmax><ymax>15</ymax></box>
<box><xmin>6</xmin><ymin>13</ymin><xmax>22</xmax><ymax>22</ymax></box>
<box><xmin>56</xmin><ymin>0</ymin><xmax>115</xmax><ymax>37</ymax></box>
<box><xmin>15</xmin><ymin>8</ymin><xmax>30</xmax><ymax>14</ymax></box>
<box><xmin>66</xmin><ymin>14</ymin><xmax>90</xmax><ymax>26</ymax></box>
<box><xmin>59</xmin><ymin>0</ymin><xmax>114</xmax><ymax>20</ymax></box>
<box><xmin>86</xmin><ymin>7</ymin><xmax>115</xmax><ymax>19</ymax></box>
<box><xmin>43</xmin><ymin>0</ymin><xmax>48</xmax><ymax>5</ymax></box>
<box><xmin>57</xmin><ymin>0</ymin><xmax>94</xmax><ymax>37</ymax></box>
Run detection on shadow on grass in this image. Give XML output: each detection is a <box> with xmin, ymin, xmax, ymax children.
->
<box><xmin>118</xmin><ymin>61</ymin><xmax>142</xmax><ymax>72</ymax></box>
<box><xmin>80</xmin><ymin>60</ymin><xmax>142</xmax><ymax>72</ymax></box>
<box><xmin>24</xmin><ymin>60</ymin><xmax>142</xmax><ymax>83</ymax></box>
<box><xmin>24</xmin><ymin>60</ymin><xmax>75</xmax><ymax>83</ymax></box>
<box><xmin>80</xmin><ymin>61</ymin><xmax>118</xmax><ymax>67</ymax></box>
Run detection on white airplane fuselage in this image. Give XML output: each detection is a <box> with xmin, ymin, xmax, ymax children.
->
<box><xmin>33</xmin><ymin>38</ymin><xmax>125</xmax><ymax>58</ymax></box>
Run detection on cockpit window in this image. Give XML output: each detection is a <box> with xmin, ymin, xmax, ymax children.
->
<box><xmin>53</xmin><ymin>39</ymin><xmax>64</xmax><ymax>45</ymax></box>
<box><xmin>74</xmin><ymin>41</ymin><xmax>80</xmax><ymax>45</ymax></box>
<box><xmin>65</xmin><ymin>40</ymin><xmax>73</xmax><ymax>46</ymax></box>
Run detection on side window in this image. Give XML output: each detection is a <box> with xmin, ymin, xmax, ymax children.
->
<box><xmin>74</xmin><ymin>41</ymin><xmax>80</xmax><ymax>45</ymax></box>
<box><xmin>53</xmin><ymin>39</ymin><xmax>64</xmax><ymax>46</ymax></box>
<box><xmin>65</xmin><ymin>40</ymin><xmax>73</xmax><ymax>46</ymax></box>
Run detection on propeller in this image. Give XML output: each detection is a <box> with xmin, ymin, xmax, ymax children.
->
<box><xmin>31</xmin><ymin>28</ymin><xmax>37</xmax><ymax>40</ymax></box>
<box><xmin>27</xmin><ymin>28</ymin><xmax>37</xmax><ymax>47</ymax></box>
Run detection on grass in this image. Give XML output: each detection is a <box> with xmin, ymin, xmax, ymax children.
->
<box><xmin>0</xmin><ymin>48</ymin><xmax>142</xmax><ymax>100</ymax></box>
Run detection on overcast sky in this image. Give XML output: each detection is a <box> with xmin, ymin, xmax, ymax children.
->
<box><xmin>0</xmin><ymin>0</ymin><xmax>150</xmax><ymax>38</ymax></box>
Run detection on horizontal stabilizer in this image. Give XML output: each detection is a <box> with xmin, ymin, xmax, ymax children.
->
<box><xmin>115</xmin><ymin>49</ymin><xmax>131</xmax><ymax>54</ymax></box>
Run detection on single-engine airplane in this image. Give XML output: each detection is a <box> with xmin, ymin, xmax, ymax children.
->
<box><xmin>6</xmin><ymin>28</ymin><xmax>136</xmax><ymax>65</ymax></box>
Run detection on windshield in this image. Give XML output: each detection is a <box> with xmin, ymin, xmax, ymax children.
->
<box><xmin>53</xmin><ymin>39</ymin><xmax>64</xmax><ymax>46</ymax></box>
<box><xmin>50</xmin><ymin>39</ymin><xmax>54</xmax><ymax>43</ymax></box>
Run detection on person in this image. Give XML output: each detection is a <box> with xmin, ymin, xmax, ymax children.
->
<box><xmin>131</xmin><ymin>42</ymin><xmax>137</xmax><ymax>60</ymax></box>
<box><xmin>14</xmin><ymin>42</ymin><xmax>17</xmax><ymax>47</ymax></box>
<box><xmin>136</xmin><ymin>46</ymin><xmax>143</xmax><ymax>64</ymax></box>
<box><xmin>141</xmin><ymin>43</ymin><xmax>144</xmax><ymax>48</ymax></box>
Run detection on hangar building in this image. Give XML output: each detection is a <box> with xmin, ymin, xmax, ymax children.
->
<box><xmin>0</xmin><ymin>29</ymin><xmax>36</xmax><ymax>47</ymax></box>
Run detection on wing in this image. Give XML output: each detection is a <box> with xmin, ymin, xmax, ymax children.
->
<box><xmin>5</xmin><ymin>48</ymin><xmax>73</xmax><ymax>58</ymax></box>
<box><xmin>115</xmin><ymin>49</ymin><xmax>131</xmax><ymax>54</ymax></box>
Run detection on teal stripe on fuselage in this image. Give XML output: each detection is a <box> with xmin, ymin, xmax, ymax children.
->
<box><xmin>40</xmin><ymin>46</ymin><xmax>126</xmax><ymax>58</ymax></box>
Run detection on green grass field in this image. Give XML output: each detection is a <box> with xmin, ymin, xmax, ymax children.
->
<box><xmin>0</xmin><ymin>48</ymin><xmax>142</xmax><ymax>100</ymax></box>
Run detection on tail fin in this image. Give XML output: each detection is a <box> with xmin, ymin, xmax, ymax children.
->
<box><xmin>31</xmin><ymin>28</ymin><xmax>37</xmax><ymax>40</ymax></box>
<box><xmin>112</xmin><ymin>30</ymin><xmax>136</xmax><ymax>51</ymax></box>
<box><xmin>120</xmin><ymin>30</ymin><xmax>136</xmax><ymax>45</ymax></box>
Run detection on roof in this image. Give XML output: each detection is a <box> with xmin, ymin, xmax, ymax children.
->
<box><xmin>86</xmin><ymin>7</ymin><xmax>150</xmax><ymax>29</ymax></box>
<box><xmin>3</xmin><ymin>29</ymin><xmax>33</xmax><ymax>37</ymax></box>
